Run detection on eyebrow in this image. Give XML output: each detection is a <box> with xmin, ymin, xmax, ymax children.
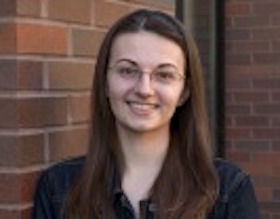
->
<box><xmin>114</xmin><ymin>58</ymin><xmax>179</xmax><ymax>70</ymax></box>
<box><xmin>115</xmin><ymin>58</ymin><xmax>138</xmax><ymax>66</ymax></box>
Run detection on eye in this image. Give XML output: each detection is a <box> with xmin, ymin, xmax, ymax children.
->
<box><xmin>154</xmin><ymin>70</ymin><xmax>177</xmax><ymax>82</ymax></box>
<box><xmin>116</xmin><ymin>66</ymin><xmax>139</xmax><ymax>78</ymax></box>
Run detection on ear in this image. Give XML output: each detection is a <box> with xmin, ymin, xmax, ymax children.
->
<box><xmin>178</xmin><ymin>87</ymin><xmax>190</xmax><ymax>107</ymax></box>
<box><xmin>105</xmin><ymin>83</ymin><xmax>109</xmax><ymax>97</ymax></box>
<box><xmin>105</xmin><ymin>75</ymin><xmax>109</xmax><ymax>97</ymax></box>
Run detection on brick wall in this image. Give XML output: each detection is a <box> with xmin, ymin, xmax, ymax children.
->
<box><xmin>224</xmin><ymin>0</ymin><xmax>280</xmax><ymax>218</ymax></box>
<box><xmin>2</xmin><ymin>0</ymin><xmax>279</xmax><ymax>218</ymax></box>
<box><xmin>0</xmin><ymin>0</ymin><xmax>174</xmax><ymax>218</ymax></box>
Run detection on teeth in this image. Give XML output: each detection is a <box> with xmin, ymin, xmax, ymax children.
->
<box><xmin>129</xmin><ymin>103</ymin><xmax>155</xmax><ymax>110</ymax></box>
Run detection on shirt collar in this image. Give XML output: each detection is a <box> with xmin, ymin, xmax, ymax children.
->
<box><xmin>110</xmin><ymin>164</ymin><xmax>156</xmax><ymax>213</ymax></box>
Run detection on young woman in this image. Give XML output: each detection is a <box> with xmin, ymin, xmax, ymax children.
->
<box><xmin>33</xmin><ymin>9</ymin><xmax>260</xmax><ymax>219</ymax></box>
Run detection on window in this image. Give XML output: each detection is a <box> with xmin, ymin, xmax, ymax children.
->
<box><xmin>176</xmin><ymin>0</ymin><xmax>225</xmax><ymax>157</ymax></box>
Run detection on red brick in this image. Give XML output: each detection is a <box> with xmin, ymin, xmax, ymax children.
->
<box><xmin>225</xmin><ymin>53</ymin><xmax>251</xmax><ymax>65</ymax></box>
<box><xmin>0</xmin><ymin>174</ymin><xmax>20</xmax><ymax>203</ymax></box>
<box><xmin>253</xmin><ymin>3</ymin><xmax>280</xmax><ymax>15</ymax></box>
<box><xmin>0</xmin><ymin>59</ymin><xmax>42</xmax><ymax>90</ymax></box>
<box><xmin>95</xmin><ymin>0</ymin><xmax>134</xmax><ymax>27</ymax></box>
<box><xmin>235</xmin><ymin>115</ymin><xmax>269</xmax><ymax>127</ymax></box>
<box><xmin>255</xmin><ymin>187</ymin><xmax>272</xmax><ymax>202</ymax></box>
<box><xmin>272</xmin><ymin>215</ymin><xmax>280</xmax><ymax>219</ymax></box>
<box><xmin>253</xmin><ymin>78</ymin><xmax>280</xmax><ymax>89</ymax></box>
<box><xmin>0</xmin><ymin>0</ymin><xmax>16</xmax><ymax>17</ymax></box>
<box><xmin>254</xmin><ymin>52</ymin><xmax>280</xmax><ymax>64</ymax></box>
<box><xmin>0</xmin><ymin>59</ymin><xmax>17</xmax><ymax>89</ymax></box>
<box><xmin>226</xmin><ymin>79</ymin><xmax>252</xmax><ymax>90</ymax></box>
<box><xmin>48</xmin><ymin>61</ymin><xmax>94</xmax><ymax>90</ymax></box>
<box><xmin>253</xmin><ymin>128</ymin><xmax>280</xmax><ymax>139</ymax></box>
<box><xmin>0</xmin><ymin>23</ymin><xmax>16</xmax><ymax>54</ymax></box>
<box><xmin>250</xmin><ymin>0</ymin><xmax>280</xmax><ymax>3</ymax></box>
<box><xmin>226</xmin><ymin>151</ymin><xmax>251</xmax><ymax>163</ymax></box>
<box><xmin>21</xmin><ymin>171</ymin><xmax>40</xmax><ymax>203</ymax></box>
<box><xmin>234</xmin><ymin>140</ymin><xmax>270</xmax><ymax>152</ymax></box>
<box><xmin>16</xmin><ymin>60</ymin><xmax>43</xmax><ymax>89</ymax></box>
<box><xmin>252</xmin><ymin>28</ymin><xmax>280</xmax><ymax>41</ymax></box>
<box><xmin>233</xmin><ymin>91</ymin><xmax>269</xmax><ymax>103</ymax></box>
<box><xmin>272</xmin><ymin>14</ymin><xmax>280</xmax><ymax>25</ymax></box>
<box><xmin>225</xmin><ymin>116</ymin><xmax>233</xmax><ymax>126</ymax></box>
<box><xmin>0</xmin><ymin>208</ymin><xmax>31</xmax><ymax>219</ymax></box>
<box><xmin>225</xmin><ymin>2</ymin><xmax>252</xmax><ymax>15</ymax></box>
<box><xmin>16</xmin><ymin>0</ymin><xmax>40</xmax><ymax>17</ymax></box>
<box><xmin>241</xmin><ymin>163</ymin><xmax>272</xmax><ymax>175</ymax></box>
<box><xmin>272</xmin><ymin>190</ymin><xmax>280</xmax><ymax>201</ymax></box>
<box><xmin>262</xmin><ymin>201</ymin><xmax>280</xmax><ymax>214</ymax></box>
<box><xmin>234</xmin><ymin>16</ymin><xmax>270</xmax><ymax>28</ymax></box>
<box><xmin>253</xmin><ymin>175</ymin><xmax>280</xmax><ymax>188</ymax></box>
<box><xmin>272</xmin><ymin>41</ymin><xmax>280</xmax><ymax>51</ymax></box>
<box><xmin>272</xmin><ymin>117</ymin><xmax>280</xmax><ymax>127</ymax></box>
<box><xmin>69</xmin><ymin>94</ymin><xmax>91</xmax><ymax>124</ymax></box>
<box><xmin>124</xmin><ymin>0</ymin><xmax>175</xmax><ymax>10</ymax></box>
<box><xmin>225</xmin><ymin>104</ymin><xmax>251</xmax><ymax>114</ymax></box>
<box><xmin>225</xmin><ymin>128</ymin><xmax>252</xmax><ymax>139</ymax></box>
<box><xmin>272</xmin><ymin>141</ymin><xmax>280</xmax><ymax>150</ymax></box>
<box><xmin>72</xmin><ymin>28</ymin><xmax>105</xmax><ymax>57</ymax></box>
<box><xmin>225</xmin><ymin>92</ymin><xmax>233</xmax><ymax>103</ymax></box>
<box><xmin>18</xmin><ymin>97</ymin><xmax>68</xmax><ymax>128</ymax></box>
<box><xmin>226</xmin><ymin>65</ymin><xmax>274</xmax><ymax>78</ymax></box>
<box><xmin>48</xmin><ymin>0</ymin><xmax>91</xmax><ymax>24</ymax></box>
<box><xmin>48</xmin><ymin>127</ymin><xmax>89</xmax><ymax>162</ymax></box>
<box><xmin>0</xmin><ymin>134</ymin><xmax>44</xmax><ymax>167</ymax></box>
<box><xmin>224</xmin><ymin>141</ymin><xmax>233</xmax><ymax>150</ymax></box>
<box><xmin>226</xmin><ymin>41</ymin><xmax>269</xmax><ymax>53</ymax></box>
<box><xmin>253</xmin><ymin>104</ymin><xmax>280</xmax><ymax>115</ymax></box>
<box><xmin>0</xmin><ymin>171</ymin><xmax>39</xmax><ymax>204</ymax></box>
<box><xmin>0</xmin><ymin>98</ymin><xmax>17</xmax><ymax>128</ymax></box>
<box><xmin>16</xmin><ymin>23</ymin><xmax>68</xmax><ymax>55</ymax></box>
<box><xmin>271</xmin><ymin>163</ymin><xmax>280</xmax><ymax>177</ymax></box>
<box><xmin>259</xmin><ymin>212</ymin><xmax>269</xmax><ymax>219</ymax></box>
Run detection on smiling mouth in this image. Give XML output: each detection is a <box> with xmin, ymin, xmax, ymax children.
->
<box><xmin>127</xmin><ymin>101</ymin><xmax>158</xmax><ymax>113</ymax></box>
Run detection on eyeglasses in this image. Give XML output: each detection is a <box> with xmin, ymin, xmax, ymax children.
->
<box><xmin>108</xmin><ymin>62</ymin><xmax>185</xmax><ymax>85</ymax></box>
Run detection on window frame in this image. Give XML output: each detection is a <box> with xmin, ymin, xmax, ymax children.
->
<box><xmin>176</xmin><ymin>0</ymin><xmax>225</xmax><ymax>157</ymax></box>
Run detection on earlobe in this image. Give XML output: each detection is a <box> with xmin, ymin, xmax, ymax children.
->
<box><xmin>178</xmin><ymin>88</ymin><xmax>190</xmax><ymax>107</ymax></box>
<box><xmin>105</xmin><ymin>80</ymin><xmax>109</xmax><ymax>97</ymax></box>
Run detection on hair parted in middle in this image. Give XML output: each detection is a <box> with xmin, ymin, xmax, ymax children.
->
<box><xmin>63</xmin><ymin>9</ymin><xmax>218</xmax><ymax>219</ymax></box>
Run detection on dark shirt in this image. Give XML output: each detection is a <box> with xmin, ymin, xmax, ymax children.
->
<box><xmin>32</xmin><ymin>157</ymin><xmax>260</xmax><ymax>219</ymax></box>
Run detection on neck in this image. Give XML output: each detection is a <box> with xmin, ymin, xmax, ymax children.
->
<box><xmin>117</xmin><ymin>125</ymin><xmax>170</xmax><ymax>172</ymax></box>
<box><xmin>116</xmin><ymin>125</ymin><xmax>170</xmax><ymax>214</ymax></box>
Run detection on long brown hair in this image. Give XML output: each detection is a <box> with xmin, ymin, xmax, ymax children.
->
<box><xmin>63</xmin><ymin>9</ymin><xmax>218</xmax><ymax>219</ymax></box>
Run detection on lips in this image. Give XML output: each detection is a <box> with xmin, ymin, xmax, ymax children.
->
<box><xmin>127</xmin><ymin>101</ymin><xmax>158</xmax><ymax>115</ymax></box>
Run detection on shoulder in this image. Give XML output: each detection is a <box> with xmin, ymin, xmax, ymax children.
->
<box><xmin>213</xmin><ymin>158</ymin><xmax>250</xmax><ymax>201</ymax></box>
<box><xmin>211</xmin><ymin>158</ymin><xmax>260</xmax><ymax>218</ymax></box>
<box><xmin>33</xmin><ymin>157</ymin><xmax>85</xmax><ymax>218</ymax></box>
<box><xmin>36</xmin><ymin>156</ymin><xmax>85</xmax><ymax>198</ymax></box>
<box><xmin>43</xmin><ymin>156</ymin><xmax>85</xmax><ymax>179</ymax></box>
<box><xmin>214</xmin><ymin>158</ymin><xmax>247</xmax><ymax>182</ymax></box>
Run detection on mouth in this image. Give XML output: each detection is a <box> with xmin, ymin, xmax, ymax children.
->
<box><xmin>127</xmin><ymin>101</ymin><xmax>159</xmax><ymax>114</ymax></box>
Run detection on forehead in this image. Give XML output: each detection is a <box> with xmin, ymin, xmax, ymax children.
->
<box><xmin>109</xmin><ymin>31</ymin><xmax>185</xmax><ymax>68</ymax></box>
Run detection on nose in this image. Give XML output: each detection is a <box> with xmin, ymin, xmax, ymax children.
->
<box><xmin>133</xmin><ymin>72</ymin><xmax>155</xmax><ymax>97</ymax></box>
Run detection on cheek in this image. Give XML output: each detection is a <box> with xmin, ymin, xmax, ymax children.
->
<box><xmin>160</xmin><ymin>91</ymin><xmax>182</xmax><ymax>111</ymax></box>
<box><xmin>166</xmin><ymin>86</ymin><xmax>185</xmax><ymax>106</ymax></box>
<box><xmin>107</xmin><ymin>84</ymin><xmax>119</xmax><ymax>104</ymax></box>
<box><xmin>106</xmin><ymin>78</ymin><xmax>128</xmax><ymax>103</ymax></box>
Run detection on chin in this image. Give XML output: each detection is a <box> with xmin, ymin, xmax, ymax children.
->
<box><xmin>125</xmin><ymin>122</ymin><xmax>168</xmax><ymax>134</ymax></box>
<box><xmin>128</xmin><ymin>125</ymin><xmax>155</xmax><ymax>132</ymax></box>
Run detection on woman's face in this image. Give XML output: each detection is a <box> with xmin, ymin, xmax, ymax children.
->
<box><xmin>106</xmin><ymin>31</ymin><xmax>186</xmax><ymax>134</ymax></box>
